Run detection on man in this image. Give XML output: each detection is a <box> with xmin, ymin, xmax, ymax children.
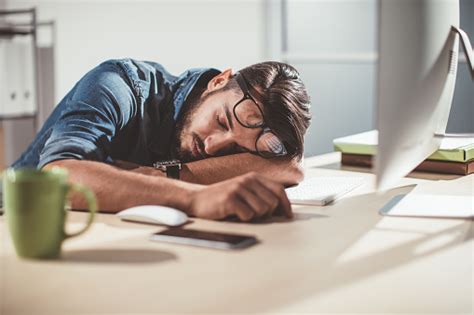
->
<box><xmin>12</xmin><ymin>59</ymin><xmax>311</xmax><ymax>221</ymax></box>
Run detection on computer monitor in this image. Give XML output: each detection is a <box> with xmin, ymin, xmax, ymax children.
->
<box><xmin>375</xmin><ymin>0</ymin><xmax>473</xmax><ymax>191</ymax></box>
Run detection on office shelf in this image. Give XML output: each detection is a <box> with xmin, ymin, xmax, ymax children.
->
<box><xmin>0</xmin><ymin>26</ymin><xmax>34</xmax><ymax>36</ymax></box>
<box><xmin>0</xmin><ymin>9</ymin><xmax>37</xmax><ymax>38</ymax></box>
<box><xmin>0</xmin><ymin>8</ymin><xmax>38</xmax><ymax>125</ymax></box>
<box><xmin>0</xmin><ymin>112</ymin><xmax>37</xmax><ymax>121</ymax></box>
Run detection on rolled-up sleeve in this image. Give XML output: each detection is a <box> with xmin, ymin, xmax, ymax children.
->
<box><xmin>38</xmin><ymin>63</ymin><xmax>136</xmax><ymax>169</ymax></box>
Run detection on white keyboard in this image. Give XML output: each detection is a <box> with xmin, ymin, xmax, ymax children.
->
<box><xmin>285</xmin><ymin>176</ymin><xmax>365</xmax><ymax>206</ymax></box>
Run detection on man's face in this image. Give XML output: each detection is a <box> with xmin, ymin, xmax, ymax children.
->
<box><xmin>176</xmin><ymin>86</ymin><xmax>263</xmax><ymax>162</ymax></box>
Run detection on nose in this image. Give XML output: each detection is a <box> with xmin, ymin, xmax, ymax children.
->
<box><xmin>204</xmin><ymin>133</ymin><xmax>234</xmax><ymax>156</ymax></box>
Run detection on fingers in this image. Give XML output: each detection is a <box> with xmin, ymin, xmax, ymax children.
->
<box><xmin>254</xmin><ymin>176</ymin><xmax>293</xmax><ymax>218</ymax></box>
<box><xmin>226</xmin><ymin>196</ymin><xmax>256</xmax><ymax>222</ymax></box>
<box><xmin>237</xmin><ymin>187</ymin><xmax>277</xmax><ymax>218</ymax></box>
<box><xmin>234</xmin><ymin>172</ymin><xmax>292</xmax><ymax>219</ymax></box>
<box><xmin>201</xmin><ymin>172</ymin><xmax>293</xmax><ymax>222</ymax></box>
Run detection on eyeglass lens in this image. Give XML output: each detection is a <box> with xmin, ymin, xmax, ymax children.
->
<box><xmin>234</xmin><ymin>99</ymin><xmax>264</xmax><ymax>128</ymax></box>
<box><xmin>256</xmin><ymin>130</ymin><xmax>287</xmax><ymax>157</ymax></box>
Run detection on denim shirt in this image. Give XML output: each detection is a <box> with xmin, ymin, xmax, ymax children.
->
<box><xmin>12</xmin><ymin>59</ymin><xmax>220</xmax><ymax>169</ymax></box>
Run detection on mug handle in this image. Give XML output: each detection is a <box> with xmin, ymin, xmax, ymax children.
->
<box><xmin>64</xmin><ymin>183</ymin><xmax>97</xmax><ymax>239</ymax></box>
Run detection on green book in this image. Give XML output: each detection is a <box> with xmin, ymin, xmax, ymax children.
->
<box><xmin>333</xmin><ymin>130</ymin><xmax>474</xmax><ymax>163</ymax></box>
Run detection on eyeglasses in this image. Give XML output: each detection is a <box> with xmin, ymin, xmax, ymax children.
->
<box><xmin>233</xmin><ymin>73</ymin><xmax>288</xmax><ymax>158</ymax></box>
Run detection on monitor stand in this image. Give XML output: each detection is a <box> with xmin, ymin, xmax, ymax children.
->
<box><xmin>435</xmin><ymin>26</ymin><xmax>474</xmax><ymax>139</ymax></box>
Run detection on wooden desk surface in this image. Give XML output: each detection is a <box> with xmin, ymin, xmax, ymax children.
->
<box><xmin>1</xmin><ymin>153</ymin><xmax>473</xmax><ymax>314</ymax></box>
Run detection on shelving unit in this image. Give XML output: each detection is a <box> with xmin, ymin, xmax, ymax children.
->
<box><xmin>0</xmin><ymin>8</ymin><xmax>56</xmax><ymax>169</ymax></box>
<box><xmin>0</xmin><ymin>8</ymin><xmax>39</xmax><ymax>129</ymax></box>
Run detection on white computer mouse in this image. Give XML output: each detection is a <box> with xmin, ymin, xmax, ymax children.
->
<box><xmin>117</xmin><ymin>205</ymin><xmax>188</xmax><ymax>226</ymax></box>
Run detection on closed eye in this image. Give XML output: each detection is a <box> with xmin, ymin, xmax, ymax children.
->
<box><xmin>216</xmin><ymin>113</ymin><xmax>228</xmax><ymax>130</ymax></box>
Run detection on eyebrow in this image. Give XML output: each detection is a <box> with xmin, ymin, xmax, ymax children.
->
<box><xmin>224</xmin><ymin>103</ymin><xmax>234</xmax><ymax>131</ymax></box>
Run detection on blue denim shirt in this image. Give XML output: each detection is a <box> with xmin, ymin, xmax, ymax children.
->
<box><xmin>12</xmin><ymin>59</ymin><xmax>220</xmax><ymax>169</ymax></box>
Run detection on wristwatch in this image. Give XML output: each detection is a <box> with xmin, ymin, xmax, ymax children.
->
<box><xmin>153</xmin><ymin>160</ymin><xmax>182</xmax><ymax>179</ymax></box>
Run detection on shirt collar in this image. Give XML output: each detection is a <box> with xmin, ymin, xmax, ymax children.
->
<box><xmin>147</xmin><ymin>67</ymin><xmax>220</xmax><ymax>161</ymax></box>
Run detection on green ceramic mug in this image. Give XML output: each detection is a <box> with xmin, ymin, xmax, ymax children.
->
<box><xmin>3</xmin><ymin>167</ymin><xmax>97</xmax><ymax>259</ymax></box>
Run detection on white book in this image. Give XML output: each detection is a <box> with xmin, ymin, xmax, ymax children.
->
<box><xmin>334</xmin><ymin>130</ymin><xmax>474</xmax><ymax>154</ymax></box>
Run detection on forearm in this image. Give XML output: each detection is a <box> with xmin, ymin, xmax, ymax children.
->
<box><xmin>181</xmin><ymin>153</ymin><xmax>304</xmax><ymax>186</ymax></box>
<box><xmin>43</xmin><ymin>159</ymin><xmax>200</xmax><ymax>213</ymax></box>
<box><xmin>113</xmin><ymin>153</ymin><xmax>304</xmax><ymax>186</ymax></box>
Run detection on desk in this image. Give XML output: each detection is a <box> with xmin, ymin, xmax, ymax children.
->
<box><xmin>1</xmin><ymin>153</ymin><xmax>473</xmax><ymax>314</ymax></box>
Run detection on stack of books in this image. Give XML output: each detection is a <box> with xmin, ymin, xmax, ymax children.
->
<box><xmin>333</xmin><ymin>130</ymin><xmax>474</xmax><ymax>175</ymax></box>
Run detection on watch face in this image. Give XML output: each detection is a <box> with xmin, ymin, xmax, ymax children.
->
<box><xmin>165</xmin><ymin>160</ymin><xmax>181</xmax><ymax>166</ymax></box>
<box><xmin>153</xmin><ymin>160</ymin><xmax>182</xmax><ymax>170</ymax></box>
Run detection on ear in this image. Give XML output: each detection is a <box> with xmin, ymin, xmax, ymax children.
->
<box><xmin>202</xmin><ymin>68</ymin><xmax>233</xmax><ymax>97</ymax></box>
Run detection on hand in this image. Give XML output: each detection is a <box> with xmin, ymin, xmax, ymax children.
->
<box><xmin>187</xmin><ymin>172</ymin><xmax>293</xmax><ymax>222</ymax></box>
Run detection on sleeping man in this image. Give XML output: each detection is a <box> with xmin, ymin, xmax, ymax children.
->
<box><xmin>11</xmin><ymin>59</ymin><xmax>311</xmax><ymax>221</ymax></box>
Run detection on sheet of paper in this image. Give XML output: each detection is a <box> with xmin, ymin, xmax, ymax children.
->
<box><xmin>334</xmin><ymin>130</ymin><xmax>473</xmax><ymax>150</ymax></box>
<box><xmin>439</xmin><ymin>137</ymin><xmax>474</xmax><ymax>150</ymax></box>
<box><xmin>379</xmin><ymin>193</ymin><xmax>474</xmax><ymax>219</ymax></box>
<box><xmin>333</xmin><ymin>130</ymin><xmax>378</xmax><ymax>146</ymax></box>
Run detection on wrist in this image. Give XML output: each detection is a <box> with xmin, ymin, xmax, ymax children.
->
<box><xmin>165</xmin><ymin>180</ymin><xmax>204</xmax><ymax>215</ymax></box>
<box><xmin>113</xmin><ymin>160</ymin><xmax>166</xmax><ymax>177</ymax></box>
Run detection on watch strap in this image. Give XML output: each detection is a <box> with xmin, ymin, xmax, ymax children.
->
<box><xmin>166</xmin><ymin>166</ymin><xmax>180</xmax><ymax>179</ymax></box>
<box><xmin>153</xmin><ymin>160</ymin><xmax>182</xmax><ymax>179</ymax></box>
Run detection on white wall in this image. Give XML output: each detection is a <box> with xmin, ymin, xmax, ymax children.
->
<box><xmin>447</xmin><ymin>0</ymin><xmax>474</xmax><ymax>134</ymax></box>
<box><xmin>7</xmin><ymin>0</ymin><xmax>267</xmax><ymax>104</ymax></box>
<box><xmin>285</xmin><ymin>0</ymin><xmax>378</xmax><ymax>157</ymax></box>
<box><xmin>285</xmin><ymin>0</ymin><xmax>473</xmax><ymax>157</ymax></box>
<box><xmin>4</xmin><ymin>0</ymin><xmax>471</xmax><ymax>161</ymax></box>
<box><xmin>1</xmin><ymin>0</ymin><xmax>267</xmax><ymax>166</ymax></box>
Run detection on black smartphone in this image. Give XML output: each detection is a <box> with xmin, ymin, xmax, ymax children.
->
<box><xmin>150</xmin><ymin>228</ymin><xmax>258</xmax><ymax>250</ymax></box>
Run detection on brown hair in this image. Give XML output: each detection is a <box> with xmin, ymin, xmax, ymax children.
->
<box><xmin>223</xmin><ymin>61</ymin><xmax>311</xmax><ymax>160</ymax></box>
